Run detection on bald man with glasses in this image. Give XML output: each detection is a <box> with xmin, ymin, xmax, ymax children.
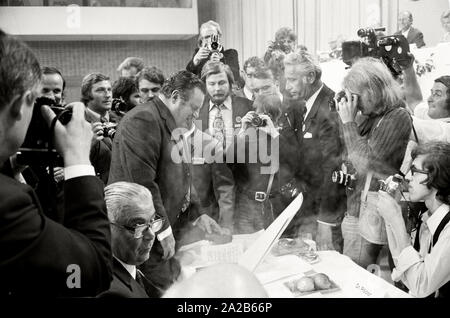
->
<box><xmin>99</xmin><ymin>182</ymin><xmax>161</xmax><ymax>298</ymax></box>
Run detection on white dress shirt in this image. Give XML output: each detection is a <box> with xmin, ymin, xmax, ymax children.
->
<box><xmin>402</xmin><ymin>27</ymin><xmax>411</xmax><ymax>40</ymax></box>
<box><xmin>391</xmin><ymin>204</ymin><xmax>450</xmax><ymax>297</ymax></box>
<box><xmin>304</xmin><ymin>84</ymin><xmax>324</xmax><ymax>120</ymax></box>
<box><xmin>243</xmin><ymin>86</ymin><xmax>254</xmax><ymax>101</ymax></box>
<box><xmin>208</xmin><ymin>96</ymin><xmax>234</xmax><ymax>147</ymax></box>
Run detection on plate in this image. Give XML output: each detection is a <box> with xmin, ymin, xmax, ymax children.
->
<box><xmin>284</xmin><ymin>271</ymin><xmax>340</xmax><ymax>297</ymax></box>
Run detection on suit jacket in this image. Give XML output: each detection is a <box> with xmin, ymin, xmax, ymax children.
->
<box><xmin>186</xmin><ymin>47</ymin><xmax>242</xmax><ymax>84</ymax></box>
<box><xmin>108</xmin><ymin>97</ymin><xmax>202</xmax><ymax>234</ymax></box>
<box><xmin>299</xmin><ymin>84</ymin><xmax>346</xmax><ymax>223</ymax></box>
<box><xmin>197</xmin><ymin>95</ymin><xmax>253</xmax><ymax>135</ymax></box>
<box><xmin>395</xmin><ymin>27</ymin><xmax>425</xmax><ymax>48</ymax></box>
<box><xmin>0</xmin><ymin>172</ymin><xmax>112</xmax><ymax>297</ymax></box>
<box><xmin>190</xmin><ymin>128</ymin><xmax>235</xmax><ymax>229</ymax></box>
<box><xmin>85</xmin><ymin>110</ymin><xmax>114</xmax><ymax>185</ymax></box>
<box><xmin>97</xmin><ymin>258</ymin><xmax>149</xmax><ymax>298</ymax></box>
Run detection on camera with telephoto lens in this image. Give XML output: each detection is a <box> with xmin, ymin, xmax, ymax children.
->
<box><xmin>250</xmin><ymin>112</ymin><xmax>267</xmax><ymax>128</ymax></box>
<box><xmin>17</xmin><ymin>96</ymin><xmax>72</xmax><ymax>165</ymax></box>
<box><xmin>341</xmin><ymin>27</ymin><xmax>411</xmax><ymax>78</ymax></box>
<box><xmin>102</xmin><ymin>122</ymin><xmax>118</xmax><ymax>139</ymax></box>
<box><xmin>378</xmin><ymin>174</ymin><xmax>403</xmax><ymax>198</ymax></box>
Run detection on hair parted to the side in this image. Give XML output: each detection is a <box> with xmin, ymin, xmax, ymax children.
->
<box><xmin>117</xmin><ymin>57</ymin><xmax>145</xmax><ymax>73</ymax></box>
<box><xmin>160</xmin><ymin>70</ymin><xmax>205</xmax><ymax>101</ymax></box>
<box><xmin>201</xmin><ymin>61</ymin><xmax>235</xmax><ymax>85</ymax></box>
<box><xmin>284</xmin><ymin>50</ymin><xmax>322</xmax><ymax>82</ymax></box>
<box><xmin>0</xmin><ymin>28</ymin><xmax>41</xmax><ymax>111</ymax></box>
<box><xmin>243</xmin><ymin>56</ymin><xmax>265</xmax><ymax>73</ymax></box>
<box><xmin>411</xmin><ymin>141</ymin><xmax>450</xmax><ymax>205</ymax></box>
<box><xmin>342</xmin><ymin>57</ymin><xmax>403</xmax><ymax>115</ymax></box>
<box><xmin>104</xmin><ymin>181</ymin><xmax>155</xmax><ymax>223</ymax></box>
<box><xmin>80</xmin><ymin>73</ymin><xmax>110</xmax><ymax>105</ymax></box>
<box><xmin>136</xmin><ymin>66</ymin><xmax>165</xmax><ymax>87</ymax></box>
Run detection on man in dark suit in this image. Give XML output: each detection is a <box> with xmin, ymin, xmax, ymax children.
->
<box><xmin>395</xmin><ymin>11</ymin><xmax>425</xmax><ymax>48</ymax></box>
<box><xmin>99</xmin><ymin>182</ymin><xmax>161</xmax><ymax>298</ymax></box>
<box><xmin>187</xmin><ymin>20</ymin><xmax>242</xmax><ymax>86</ymax></box>
<box><xmin>284</xmin><ymin>51</ymin><xmax>346</xmax><ymax>252</ymax></box>
<box><xmin>108</xmin><ymin>70</ymin><xmax>225</xmax><ymax>293</ymax></box>
<box><xmin>81</xmin><ymin>72</ymin><xmax>116</xmax><ymax>185</ymax></box>
<box><xmin>0</xmin><ymin>28</ymin><xmax>112</xmax><ymax>296</ymax></box>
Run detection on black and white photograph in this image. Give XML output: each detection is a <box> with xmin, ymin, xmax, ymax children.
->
<box><xmin>0</xmin><ymin>0</ymin><xmax>449</xmax><ymax>303</ymax></box>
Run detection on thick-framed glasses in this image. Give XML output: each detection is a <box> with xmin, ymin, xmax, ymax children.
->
<box><xmin>410</xmin><ymin>166</ymin><xmax>428</xmax><ymax>176</ymax></box>
<box><xmin>111</xmin><ymin>217</ymin><xmax>163</xmax><ymax>239</ymax></box>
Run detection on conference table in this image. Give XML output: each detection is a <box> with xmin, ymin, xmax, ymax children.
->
<box><xmin>175</xmin><ymin>232</ymin><xmax>411</xmax><ymax>298</ymax></box>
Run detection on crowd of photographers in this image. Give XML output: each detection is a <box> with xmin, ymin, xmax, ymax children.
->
<box><xmin>1</xmin><ymin>14</ymin><xmax>450</xmax><ymax>299</ymax></box>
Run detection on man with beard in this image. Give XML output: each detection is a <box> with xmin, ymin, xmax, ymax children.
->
<box><xmin>81</xmin><ymin>73</ymin><xmax>115</xmax><ymax>184</ymax></box>
<box><xmin>283</xmin><ymin>51</ymin><xmax>345</xmax><ymax>252</ymax></box>
<box><xmin>198</xmin><ymin>61</ymin><xmax>252</xmax><ymax>151</ymax></box>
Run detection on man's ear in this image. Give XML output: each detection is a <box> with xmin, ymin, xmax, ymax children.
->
<box><xmin>170</xmin><ymin>90</ymin><xmax>180</xmax><ymax>103</ymax></box>
<box><xmin>304</xmin><ymin>72</ymin><xmax>315</xmax><ymax>84</ymax></box>
<box><xmin>8</xmin><ymin>93</ymin><xmax>28</xmax><ymax>120</ymax></box>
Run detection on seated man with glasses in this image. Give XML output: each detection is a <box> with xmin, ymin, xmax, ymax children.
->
<box><xmin>376</xmin><ymin>142</ymin><xmax>450</xmax><ymax>298</ymax></box>
<box><xmin>99</xmin><ymin>181</ymin><xmax>162</xmax><ymax>298</ymax></box>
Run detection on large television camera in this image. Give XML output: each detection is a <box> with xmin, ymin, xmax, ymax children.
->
<box><xmin>342</xmin><ymin>27</ymin><xmax>411</xmax><ymax>78</ymax></box>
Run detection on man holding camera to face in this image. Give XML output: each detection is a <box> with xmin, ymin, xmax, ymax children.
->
<box><xmin>0</xmin><ymin>29</ymin><xmax>112</xmax><ymax>296</ymax></box>
<box><xmin>81</xmin><ymin>72</ymin><xmax>117</xmax><ymax>185</ymax></box>
<box><xmin>187</xmin><ymin>20</ymin><xmax>242</xmax><ymax>87</ymax></box>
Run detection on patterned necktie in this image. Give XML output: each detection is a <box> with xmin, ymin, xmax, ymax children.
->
<box><xmin>212</xmin><ymin>104</ymin><xmax>226</xmax><ymax>148</ymax></box>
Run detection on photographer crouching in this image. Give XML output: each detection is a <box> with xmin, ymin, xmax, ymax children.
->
<box><xmin>0</xmin><ymin>29</ymin><xmax>112</xmax><ymax>296</ymax></box>
<box><xmin>336</xmin><ymin>57</ymin><xmax>412</xmax><ymax>270</ymax></box>
<box><xmin>376</xmin><ymin>142</ymin><xmax>450</xmax><ymax>298</ymax></box>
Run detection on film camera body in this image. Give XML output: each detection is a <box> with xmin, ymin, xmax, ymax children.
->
<box><xmin>18</xmin><ymin>96</ymin><xmax>72</xmax><ymax>165</ymax></box>
<box><xmin>378</xmin><ymin>174</ymin><xmax>403</xmax><ymax>198</ymax></box>
<box><xmin>249</xmin><ymin>112</ymin><xmax>268</xmax><ymax>128</ymax></box>
<box><xmin>342</xmin><ymin>27</ymin><xmax>411</xmax><ymax>78</ymax></box>
<box><xmin>207</xmin><ymin>34</ymin><xmax>223</xmax><ymax>54</ymax></box>
<box><xmin>332</xmin><ymin>162</ymin><xmax>357</xmax><ymax>190</ymax></box>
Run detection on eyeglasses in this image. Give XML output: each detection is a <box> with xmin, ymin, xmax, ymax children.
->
<box><xmin>410</xmin><ymin>166</ymin><xmax>428</xmax><ymax>176</ymax></box>
<box><xmin>111</xmin><ymin>217</ymin><xmax>163</xmax><ymax>239</ymax></box>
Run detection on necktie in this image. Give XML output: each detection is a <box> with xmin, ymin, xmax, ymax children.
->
<box><xmin>212</xmin><ymin>104</ymin><xmax>226</xmax><ymax>149</ymax></box>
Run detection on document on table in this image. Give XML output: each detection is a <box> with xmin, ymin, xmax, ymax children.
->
<box><xmin>238</xmin><ymin>193</ymin><xmax>304</xmax><ymax>272</ymax></box>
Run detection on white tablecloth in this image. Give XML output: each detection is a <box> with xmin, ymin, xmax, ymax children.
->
<box><xmin>175</xmin><ymin>235</ymin><xmax>411</xmax><ymax>298</ymax></box>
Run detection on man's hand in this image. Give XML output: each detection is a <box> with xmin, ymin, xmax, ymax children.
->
<box><xmin>193</xmin><ymin>46</ymin><xmax>211</xmax><ymax>66</ymax></box>
<box><xmin>336</xmin><ymin>89</ymin><xmax>358</xmax><ymax>124</ymax></box>
<box><xmin>210</xmin><ymin>52</ymin><xmax>222</xmax><ymax>63</ymax></box>
<box><xmin>91</xmin><ymin>122</ymin><xmax>104</xmax><ymax>141</ymax></box>
<box><xmin>194</xmin><ymin>214</ymin><xmax>222</xmax><ymax>234</ymax></box>
<box><xmin>41</xmin><ymin>102</ymin><xmax>93</xmax><ymax>167</ymax></box>
<box><xmin>376</xmin><ymin>191</ymin><xmax>403</xmax><ymax>224</ymax></box>
<box><xmin>160</xmin><ymin>233</ymin><xmax>176</xmax><ymax>260</ymax></box>
<box><xmin>258</xmin><ymin>114</ymin><xmax>279</xmax><ymax>138</ymax></box>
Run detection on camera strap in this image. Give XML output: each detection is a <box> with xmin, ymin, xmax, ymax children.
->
<box><xmin>361</xmin><ymin>171</ymin><xmax>374</xmax><ymax>203</ymax></box>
